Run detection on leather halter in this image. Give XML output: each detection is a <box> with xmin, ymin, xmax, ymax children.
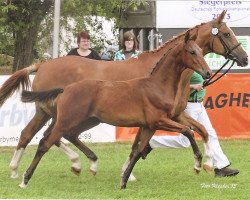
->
<box><xmin>203</xmin><ymin>22</ymin><xmax>242</xmax><ymax>87</ymax></box>
<box><xmin>211</xmin><ymin>22</ymin><xmax>241</xmax><ymax>61</ymax></box>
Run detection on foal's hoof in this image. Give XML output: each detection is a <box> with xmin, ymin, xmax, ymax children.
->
<box><xmin>90</xmin><ymin>169</ymin><xmax>97</xmax><ymax>176</ymax></box>
<box><xmin>193</xmin><ymin>167</ymin><xmax>201</xmax><ymax>175</ymax></box>
<box><xmin>71</xmin><ymin>167</ymin><xmax>81</xmax><ymax>176</ymax></box>
<box><xmin>203</xmin><ymin>164</ymin><xmax>213</xmax><ymax>175</ymax></box>
<box><xmin>120</xmin><ymin>183</ymin><xmax>127</xmax><ymax>190</ymax></box>
<box><xmin>19</xmin><ymin>181</ymin><xmax>27</xmax><ymax>189</ymax></box>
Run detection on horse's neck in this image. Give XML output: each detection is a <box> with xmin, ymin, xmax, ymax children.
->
<box><xmin>139</xmin><ymin>22</ymin><xmax>211</xmax><ymax>63</ymax></box>
<box><xmin>150</xmin><ymin>48</ymin><xmax>184</xmax><ymax>95</ymax></box>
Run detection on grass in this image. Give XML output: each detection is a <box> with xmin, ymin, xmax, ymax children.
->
<box><xmin>0</xmin><ymin>140</ymin><xmax>249</xmax><ymax>199</ymax></box>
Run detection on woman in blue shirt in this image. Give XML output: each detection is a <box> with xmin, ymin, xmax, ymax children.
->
<box><xmin>114</xmin><ymin>31</ymin><xmax>141</xmax><ymax>61</ymax></box>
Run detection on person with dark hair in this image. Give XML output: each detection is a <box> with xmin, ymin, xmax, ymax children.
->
<box><xmin>67</xmin><ymin>31</ymin><xmax>101</xmax><ymax>60</ymax></box>
<box><xmin>114</xmin><ymin>31</ymin><xmax>141</xmax><ymax>61</ymax></box>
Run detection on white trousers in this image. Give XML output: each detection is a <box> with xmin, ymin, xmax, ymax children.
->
<box><xmin>149</xmin><ymin>102</ymin><xmax>230</xmax><ymax>169</ymax></box>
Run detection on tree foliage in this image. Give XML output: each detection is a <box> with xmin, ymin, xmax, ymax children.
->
<box><xmin>0</xmin><ymin>0</ymin><xmax>145</xmax><ymax>71</ymax></box>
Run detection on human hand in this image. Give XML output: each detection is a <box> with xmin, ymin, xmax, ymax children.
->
<box><xmin>191</xmin><ymin>84</ymin><xmax>203</xmax><ymax>91</ymax></box>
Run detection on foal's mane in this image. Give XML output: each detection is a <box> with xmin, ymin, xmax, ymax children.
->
<box><xmin>150</xmin><ymin>47</ymin><xmax>174</xmax><ymax>75</ymax></box>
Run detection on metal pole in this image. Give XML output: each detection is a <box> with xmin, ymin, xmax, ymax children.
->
<box><xmin>138</xmin><ymin>29</ymin><xmax>145</xmax><ymax>51</ymax></box>
<box><xmin>148</xmin><ymin>29</ymin><xmax>154</xmax><ymax>50</ymax></box>
<box><xmin>52</xmin><ymin>0</ymin><xmax>61</xmax><ymax>58</ymax></box>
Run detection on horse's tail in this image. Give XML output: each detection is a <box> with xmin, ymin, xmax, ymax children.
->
<box><xmin>21</xmin><ymin>88</ymin><xmax>64</xmax><ymax>103</ymax></box>
<box><xmin>0</xmin><ymin>63</ymin><xmax>40</xmax><ymax>107</ymax></box>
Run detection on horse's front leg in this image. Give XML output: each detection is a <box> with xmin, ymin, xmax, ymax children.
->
<box><xmin>175</xmin><ymin>112</ymin><xmax>214</xmax><ymax>174</ymax></box>
<box><xmin>121</xmin><ymin>127</ymin><xmax>143</xmax><ymax>182</ymax></box>
<box><xmin>121</xmin><ymin>127</ymin><xmax>154</xmax><ymax>189</ymax></box>
<box><xmin>155</xmin><ymin>117</ymin><xmax>204</xmax><ymax>174</ymax></box>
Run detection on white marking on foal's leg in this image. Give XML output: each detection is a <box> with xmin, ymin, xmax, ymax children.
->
<box><xmin>89</xmin><ymin>159</ymin><xmax>98</xmax><ymax>175</ymax></box>
<box><xmin>203</xmin><ymin>142</ymin><xmax>214</xmax><ymax>174</ymax></box>
<box><xmin>121</xmin><ymin>157</ymin><xmax>137</xmax><ymax>182</ymax></box>
<box><xmin>193</xmin><ymin>155</ymin><xmax>202</xmax><ymax>174</ymax></box>
<box><xmin>19</xmin><ymin>173</ymin><xmax>27</xmax><ymax>189</ymax></box>
<box><xmin>9</xmin><ymin>148</ymin><xmax>25</xmax><ymax>179</ymax></box>
<box><xmin>59</xmin><ymin>142</ymin><xmax>81</xmax><ymax>174</ymax></box>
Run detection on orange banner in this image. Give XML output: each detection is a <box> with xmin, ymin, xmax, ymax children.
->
<box><xmin>116</xmin><ymin>74</ymin><xmax>250</xmax><ymax>141</ymax></box>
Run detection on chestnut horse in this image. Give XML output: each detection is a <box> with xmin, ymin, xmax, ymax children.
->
<box><xmin>0</xmin><ymin>11</ymin><xmax>248</xmax><ymax>178</ymax></box>
<box><xmin>19</xmin><ymin>31</ymin><xmax>212</xmax><ymax>189</ymax></box>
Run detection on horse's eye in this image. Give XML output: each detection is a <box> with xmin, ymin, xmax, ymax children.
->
<box><xmin>190</xmin><ymin>51</ymin><xmax>196</xmax><ymax>55</ymax></box>
<box><xmin>224</xmin><ymin>33</ymin><xmax>230</xmax><ymax>38</ymax></box>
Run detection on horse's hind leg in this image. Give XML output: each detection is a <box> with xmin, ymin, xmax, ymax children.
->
<box><xmin>175</xmin><ymin>112</ymin><xmax>213</xmax><ymax>174</ymax></box>
<box><xmin>9</xmin><ymin>107</ymin><xmax>50</xmax><ymax>178</ymax></box>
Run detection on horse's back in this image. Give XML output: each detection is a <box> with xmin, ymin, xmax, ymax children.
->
<box><xmin>32</xmin><ymin>56</ymin><xmax>150</xmax><ymax>92</ymax></box>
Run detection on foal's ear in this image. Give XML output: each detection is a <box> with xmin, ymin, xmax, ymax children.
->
<box><xmin>184</xmin><ymin>30</ymin><xmax>191</xmax><ymax>43</ymax></box>
<box><xmin>216</xmin><ymin>10</ymin><xmax>227</xmax><ymax>24</ymax></box>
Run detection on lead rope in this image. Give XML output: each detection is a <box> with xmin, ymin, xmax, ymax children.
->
<box><xmin>203</xmin><ymin>59</ymin><xmax>235</xmax><ymax>87</ymax></box>
<box><xmin>189</xmin><ymin>59</ymin><xmax>235</xmax><ymax>98</ymax></box>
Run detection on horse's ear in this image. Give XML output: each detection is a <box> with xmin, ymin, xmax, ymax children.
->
<box><xmin>216</xmin><ymin>10</ymin><xmax>227</xmax><ymax>24</ymax></box>
<box><xmin>190</xmin><ymin>32</ymin><xmax>198</xmax><ymax>41</ymax></box>
<box><xmin>184</xmin><ymin>30</ymin><xmax>190</xmax><ymax>43</ymax></box>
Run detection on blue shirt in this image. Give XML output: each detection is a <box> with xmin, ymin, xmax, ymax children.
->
<box><xmin>114</xmin><ymin>50</ymin><xmax>141</xmax><ymax>61</ymax></box>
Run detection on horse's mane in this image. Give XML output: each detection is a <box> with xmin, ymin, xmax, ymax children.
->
<box><xmin>137</xmin><ymin>22</ymin><xmax>206</xmax><ymax>58</ymax></box>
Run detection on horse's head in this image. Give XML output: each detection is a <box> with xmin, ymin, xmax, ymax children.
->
<box><xmin>182</xmin><ymin>31</ymin><xmax>212</xmax><ymax>79</ymax></box>
<box><xmin>196</xmin><ymin>10</ymin><xmax>248</xmax><ymax>67</ymax></box>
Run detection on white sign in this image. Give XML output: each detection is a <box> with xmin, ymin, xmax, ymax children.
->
<box><xmin>0</xmin><ymin>75</ymin><xmax>116</xmax><ymax>146</ymax></box>
<box><xmin>156</xmin><ymin>0</ymin><xmax>250</xmax><ymax>28</ymax></box>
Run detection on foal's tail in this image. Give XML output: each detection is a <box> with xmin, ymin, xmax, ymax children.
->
<box><xmin>0</xmin><ymin>63</ymin><xmax>40</xmax><ymax>107</ymax></box>
<box><xmin>21</xmin><ymin>88</ymin><xmax>64</xmax><ymax>103</ymax></box>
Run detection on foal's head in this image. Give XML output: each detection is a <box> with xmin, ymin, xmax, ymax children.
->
<box><xmin>181</xmin><ymin>31</ymin><xmax>212</xmax><ymax>79</ymax></box>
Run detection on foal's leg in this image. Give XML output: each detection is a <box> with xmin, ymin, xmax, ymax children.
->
<box><xmin>19</xmin><ymin>124</ymin><xmax>63</xmax><ymax>188</ymax></box>
<box><xmin>175</xmin><ymin>112</ymin><xmax>213</xmax><ymax>174</ymax></box>
<box><xmin>63</xmin><ymin>118</ymin><xmax>100</xmax><ymax>176</ymax></box>
<box><xmin>9</xmin><ymin>106</ymin><xmax>81</xmax><ymax>178</ymax></box>
<box><xmin>9</xmin><ymin>107</ymin><xmax>50</xmax><ymax>178</ymax></box>
<box><xmin>121</xmin><ymin>127</ymin><xmax>155</xmax><ymax>189</ymax></box>
<box><xmin>121</xmin><ymin>127</ymin><xmax>143</xmax><ymax>182</ymax></box>
<box><xmin>64</xmin><ymin>136</ymin><xmax>98</xmax><ymax>176</ymax></box>
<box><xmin>155</xmin><ymin>118</ymin><xmax>203</xmax><ymax>172</ymax></box>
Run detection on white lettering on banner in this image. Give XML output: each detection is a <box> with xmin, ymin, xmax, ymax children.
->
<box><xmin>156</xmin><ymin>1</ymin><xmax>250</xmax><ymax>28</ymax></box>
<box><xmin>0</xmin><ymin>75</ymin><xmax>116</xmax><ymax>146</ymax></box>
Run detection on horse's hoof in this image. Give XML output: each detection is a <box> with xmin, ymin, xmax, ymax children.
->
<box><xmin>19</xmin><ymin>181</ymin><xmax>27</xmax><ymax>189</ymax></box>
<box><xmin>10</xmin><ymin>171</ymin><xmax>19</xmax><ymax>179</ymax></box>
<box><xmin>203</xmin><ymin>164</ymin><xmax>213</xmax><ymax>175</ymax></box>
<box><xmin>194</xmin><ymin>168</ymin><xmax>201</xmax><ymax>174</ymax></box>
<box><xmin>128</xmin><ymin>173</ymin><xmax>137</xmax><ymax>182</ymax></box>
<box><xmin>71</xmin><ymin>167</ymin><xmax>81</xmax><ymax>176</ymax></box>
<box><xmin>89</xmin><ymin>160</ymin><xmax>97</xmax><ymax>175</ymax></box>
<box><xmin>120</xmin><ymin>184</ymin><xmax>127</xmax><ymax>189</ymax></box>
<box><xmin>90</xmin><ymin>169</ymin><xmax>97</xmax><ymax>176</ymax></box>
